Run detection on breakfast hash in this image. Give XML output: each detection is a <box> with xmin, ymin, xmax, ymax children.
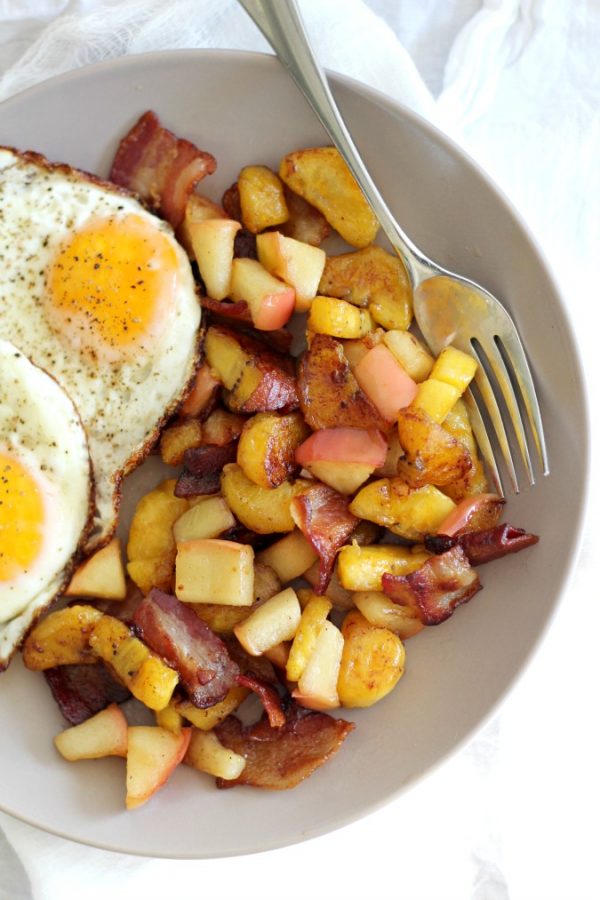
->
<box><xmin>0</xmin><ymin>111</ymin><xmax>538</xmax><ymax>809</ymax></box>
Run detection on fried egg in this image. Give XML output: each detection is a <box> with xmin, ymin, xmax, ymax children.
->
<box><xmin>0</xmin><ymin>148</ymin><xmax>201</xmax><ymax>550</ymax></box>
<box><xmin>0</xmin><ymin>339</ymin><xmax>92</xmax><ymax>668</ymax></box>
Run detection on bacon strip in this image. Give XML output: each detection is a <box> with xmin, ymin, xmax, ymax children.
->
<box><xmin>382</xmin><ymin>546</ymin><xmax>481</xmax><ymax>626</ymax></box>
<box><xmin>183</xmin><ymin>441</ymin><xmax>238</xmax><ymax>476</ymax></box>
<box><xmin>174</xmin><ymin>469</ymin><xmax>221</xmax><ymax>498</ymax></box>
<box><xmin>200</xmin><ymin>300</ymin><xmax>295</xmax><ymax>354</ymax></box>
<box><xmin>44</xmin><ymin>663</ymin><xmax>130</xmax><ymax>725</ymax></box>
<box><xmin>236</xmin><ymin>673</ymin><xmax>286</xmax><ymax>728</ymax></box>
<box><xmin>174</xmin><ymin>441</ymin><xmax>238</xmax><ymax>498</ymax></box>
<box><xmin>291</xmin><ymin>484</ymin><xmax>358</xmax><ymax>593</ymax></box>
<box><xmin>109</xmin><ymin>110</ymin><xmax>217</xmax><ymax>229</ymax></box>
<box><xmin>215</xmin><ymin>701</ymin><xmax>354</xmax><ymax>789</ymax></box>
<box><xmin>201</xmin><ymin>297</ymin><xmax>252</xmax><ymax>323</ymax></box>
<box><xmin>133</xmin><ymin>589</ymin><xmax>239</xmax><ymax>708</ymax></box>
<box><xmin>425</xmin><ymin>523</ymin><xmax>539</xmax><ymax>565</ymax></box>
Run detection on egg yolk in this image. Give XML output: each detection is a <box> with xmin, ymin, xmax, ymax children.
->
<box><xmin>46</xmin><ymin>215</ymin><xmax>178</xmax><ymax>363</ymax></box>
<box><xmin>0</xmin><ymin>453</ymin><xmax>45</xmax><ymax>583</ymax></box>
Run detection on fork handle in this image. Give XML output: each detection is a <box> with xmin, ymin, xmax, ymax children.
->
<box><xmin>237</xmin><ymin>0</ymin><xmax>436</xmax><ymax>286</ymax></box>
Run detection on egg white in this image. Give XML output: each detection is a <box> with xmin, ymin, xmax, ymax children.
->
<box><xmin>0</xmin><ymin>148</ymin><xmax>201</xmax><ymax>550</ymax></box>
<box><xmin>0</xmin><ymin>339</ymin><xmax>92</xmax><ymax>668</ymax></box>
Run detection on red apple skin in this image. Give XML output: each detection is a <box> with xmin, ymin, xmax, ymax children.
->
<box><xmin>251</xmin><ymin>289</ymin><xmax>296</xmax><ymax>331</ymax></box>
<box><xmin>296</xmin><ymin>427</ymin><xmax>388</xmax><ymax>468</ymax></box>
<box><xmin>437</xmin><ymin>493</ymin><xmax>504</xmax><ymax>536</ymax></box>
<box><xmin>354</xmin><ymin>345</ymin><xmax>418</xmax><ymax>422</ymax></box>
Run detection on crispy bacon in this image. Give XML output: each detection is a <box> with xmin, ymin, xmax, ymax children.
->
<box><xmin>201</xmin><ymin>301</ymin><xmax>294</xmax><ymax>354</ymax></box>
<box><xmin>174</xmin><ymin>469</ymin><xmax>220</xmax><ymax>498</ymax></box>
<box><xmin>174</xmin><ymin>441</ymin><xmax>238</xmax><ymax>498</ymax></box>
<box><xmin>133</xmin><ymin>589</ymin><xmax>239</xmax><ymax>708</ymax></box>
<box><xmin>382</xmin><ymin>546</ymin><xmax>481</xmax><ymax>626</ymax></box>
<box><xmin>234</xmin><ymin>228</ymin><xmax>258</xmax><ymax>260</ymax></box>
<box><xmin>201</xmin><ymin>296</ymin><xmax>252</xmax><ymax>323</ymax></box>
<box><xmin>425</xmin><ymin>523</ymin><xmax>539</xmax><ymax>565</ymax></box>
<box><xmin>215</xmin><ymin>701</ymin><xmax>354</xmax><ymax>789</ymax></box>
<box><xmin>236</xmin><ymin>673</ymin><xmax>286</xmax><ymax>728</ymax></box>
<box><xmin>44</xmin><ymin>663</ymin><xmax>130</xmax><ymax>725</ymax></box>
<box><xmin>183</xmin><ymin>441</ymin><xmax>238</xmax><ymax>476</ymax></box>
<box><xmin>109</xmin><ymin>110</ymin><xmax>217</xmax><ymax>229</ymax></box>
<box><xmin>291</xmin><ymin>484</ymin><xmax>358</xmax><ymax>593</ymax></box>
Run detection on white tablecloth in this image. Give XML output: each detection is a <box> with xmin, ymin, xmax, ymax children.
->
<box><xmin>0</xmin><ymin>2</ymin><xmax>598</xmax><ymax>897</ymax></box>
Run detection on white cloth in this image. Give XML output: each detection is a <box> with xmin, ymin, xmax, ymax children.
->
<box><xmin>0</xmin><ymin>1</ymin><xmax>599</xmax><ymax>898</ymax></box>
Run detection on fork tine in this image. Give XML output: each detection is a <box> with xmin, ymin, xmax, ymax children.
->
<box><xmin>468</xmin><ymin>342</ymin><xmax>520</xmax><ymax>493</ymax></box>
<box><xmin>474</xmin><ymin>335</ymin><xmax>535</xmax><ymax>486</ymax></box>
<box><xmin>462</xmin><ymin>389</ymin><xmax>504</xmax><ymax>497</ymax></box>
<box><xmin>494</xmin><ymin>330</ymin><xmax>550</xmax><ymax>477</ymax></box>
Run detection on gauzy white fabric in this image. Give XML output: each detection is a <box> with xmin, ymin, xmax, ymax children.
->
<box><xmin>0</xmin><ymin>1</ymin><xmax>598</xmax><ymax>898</ymax></box>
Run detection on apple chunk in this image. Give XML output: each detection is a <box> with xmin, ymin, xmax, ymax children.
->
<box><xmin>230</xmin><ymin>257</ymin><xmax>295</xmax><ymax>330</ymax></box>
<box><xmin>256</xmin><ymin>230</ymin><xmax>325</xmax><ymax>312</ymax></box>
<box><xmin>188</xmin><ymin>217</ymin><xmax>241</xmax><ymax>301</ymax></box>
<box><xmin>54</xmin><ymin>703</ymin><xmax>129</xmax><ymax>761</ymax></box>
<box><xmin>175</xmin><ymin>538</ymin><xmax>255</xmax><ymax>606</ymax></box>
<box><xmin>234</xmin><ymin>587</ymin><xmax>301</xmax><ymax>656</ymax></box>
<box><xmin>292</xmin><ymin>620</ymin><xmax>344</xmax><ymax>711</ymax></box>
<box><xmin>296</xmin><ymin>427</ymin><xmax>388</xmax><ymax>494</ymax></box>
<box><xmin>65</xmin><ymin>537</ymin><xmax>126</xmax><ymax>600</ymax></box>
<box><xmin>185</xmin><ymin>729</ymin><xmax>246</xmax><ymax>781</ymax></box>
<box><xmin>126</xmin><ymin>726</ymin><xmax>191</xmax><ymax>810</ymax></box>
<box><xmin>354</xmin><ymin>344</ymin><xmax>418</xmax><ymax>423</ymax></box>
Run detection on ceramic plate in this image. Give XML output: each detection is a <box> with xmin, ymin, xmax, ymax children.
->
<box><xmin>0</xmin><ymin>50</ymin><xmax>588</xmax><ymax>858</ymax></box>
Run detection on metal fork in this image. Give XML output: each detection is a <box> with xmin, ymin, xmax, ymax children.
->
<box><xmin>238</xmin><ymin>0</ymin><xmax>549</xmax><ymax>495</ymax></box>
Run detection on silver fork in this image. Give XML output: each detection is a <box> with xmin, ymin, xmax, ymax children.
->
<box><xmin>238</xmin><ymin>0</ymin><xmax>549</xmax><ymax>495</ymax></box>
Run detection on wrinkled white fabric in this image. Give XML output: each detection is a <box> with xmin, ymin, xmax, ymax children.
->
<box><xmin>0</xmin><ymin>2</ymin><xmax>599</xmax><ymax>899</ymax></box>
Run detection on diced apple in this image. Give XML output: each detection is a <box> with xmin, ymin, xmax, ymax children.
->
<box><xmin>354</xmin><ymin>344</ymin><xmax>418</xmax><ymax>423</ymax></box>
<box><xmin>178</xmin><ymin>192</ymin><xmax>226</xmax><ymax>255</ymax></box>
<box><xmin>263</xmin><ymin>640</ymin><xmax>291</xmax><ymax>669</ymax></box>
<box><xmin>230</xmin><ymin>257</ymin><xmax>295</xmax><ymax>330</ymax></box>
<box><xmin>54</xmin><ymin>704</ymin><xmax>128</xmax><ymax>761</ymax></box>
<box><xmin>306</xmin><ymin>461</ymin><xmax>374</xmax><ymax>496</ymax></box>
<box><xmin>256</xmin><ymin>529</ymin><xmax>319</xmax><ymax>583</ymax></box>
<box><xmin>172</xmin><ymin>497</ymin><xmax>236</xmax><ymax>543</ymax></box>
<box><xmin>292</xmin><ymin>620</ymin><xmax>344</xmax><ymax>711</ymax></box>
<box><xmin>175</xmin><ymin>538</ymin><xmax>255</xmax><ymax>606</ymax></box>
<box><xmin>65</xmin><ymin>537</ymin><xmax>126</xmax><ymax>600</ymax></box>
<box><xmin>185</xmin><ymin>729</ymin><xmax>246</xmax><ymax>781</ymax></box>
<box><xmin>126</xmin><ymin>726</ymin><xmax>191</xmax><ymax>810</ymax></box>
<box><xmin>188</xmin><ymin>217</ymin><xmax>241</xmax><ymax>301</ymax></box>
<box><xmin>296</xmin><ymin>426</ymin><xmax>388</xmax><ymax>494</ymax></box>
<box><xmin>256</xmin><ymin>230</ymin><xmax>326</xmax><ymax>312</ymax></box>
<box><xmin>234</xmin><ymin>587</ymin><xmax>301</xmax><ymax>656</ymax></box>
<box><xmin>179</xmin><ymin>363</ymin><xmax>221</xmax><ymax>418</ymax></box>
